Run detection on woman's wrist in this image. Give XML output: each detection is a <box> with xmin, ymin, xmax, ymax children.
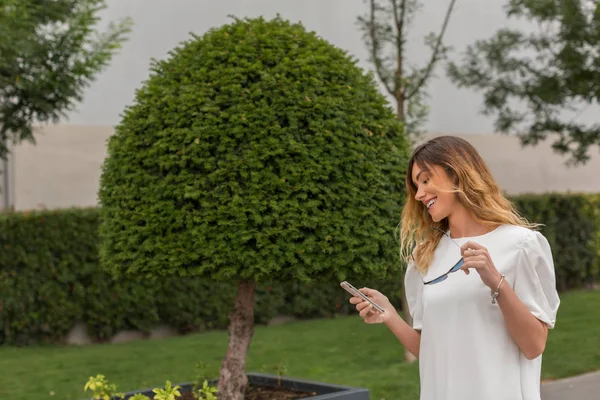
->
<box><xmin>382</xmin><ymin>307</ymin><xmax>401</xmax><ymax>326</ymax></box>
<box><xmin>486</xmin><ymin>270</ymin><xmax>504</xmax><ymax>290</ymax></box>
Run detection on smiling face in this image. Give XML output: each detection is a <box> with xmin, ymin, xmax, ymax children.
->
<box><xmin>411</xmin><ymin>162</ymin><xmax>460</xmax><ymax>223</ymax></box>
<box><xmin>400</xmin><ymin>136</ymin><xmax>522</xmax><ymax>273</ymax></box>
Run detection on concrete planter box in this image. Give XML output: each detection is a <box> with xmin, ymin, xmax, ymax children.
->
<box><xmin>112</xmin><ymin>373</ymin><xmax>370</xmax><ymax>399</ymax></box>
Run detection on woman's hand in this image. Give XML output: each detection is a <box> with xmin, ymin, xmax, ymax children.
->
<box><xmin>349</xmin><ymin>287</ymin><xmax>396</xmax><ymax>324</ymax></box>
<box><xmin>460</xmin><ymin>241</ymin><xmax>503</xmax><ymax>289</ymax></box>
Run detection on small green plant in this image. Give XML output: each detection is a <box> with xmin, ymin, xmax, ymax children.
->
<box><xmin>152</xmin><ymin>380</ymin><xmax>182</xmax><ymax>400</ymax></box>
<box><xmin>129</xmin><ymin>394</ymin><xmax>151</xmax><ymax>400</ymax></box>
<box><xmin>196</xmin><ymin>380</ymin><xmax>218</xmax><ymax>400</ymax></box>
<box><xmin>260</xmin><ymin>360</ymin><xmax>288</xmax><ymax>386</ymax></box>
<box><xmin>193</xmin><ymin>361</ymin><xmax>219</xmax><ymax>400</ymax></box>
<box><xmin>84</xmin><ymin>374</ymin><xmax>124</xmax><ymax>400</ymax></box>
<box><xmin>274</xmin><ymin>361</ymin><xmax>287</xmax><ymax>380</ymax></box>
<box><xmin>192</xmin><ymin>361</ymin><xmax>211</xmax><ymax>392</ymax></box>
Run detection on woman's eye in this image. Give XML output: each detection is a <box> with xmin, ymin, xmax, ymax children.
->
<box><xmin>423</xmin><ymin>178</ymin><xmax>429</xmax><ymax>184</ymax></box>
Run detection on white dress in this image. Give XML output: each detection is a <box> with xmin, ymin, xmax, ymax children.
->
<box><xmin>405</xmin><ymin>224</ymin><xmax>560</xmax><ymax>400</ymax></box>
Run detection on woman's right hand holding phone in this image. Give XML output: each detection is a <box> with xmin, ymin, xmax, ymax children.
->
<box><xmin>351</xmin><ymin>287</ymin><xmax>421</xmax><ymax>358</ymax></box>
<box><xmin>350</xmin><ymin>287</ymin><xmax>396</xmax><ymax>324</ymax></box>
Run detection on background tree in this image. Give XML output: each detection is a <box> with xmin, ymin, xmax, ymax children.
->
<box><xmin>447</xmin><ymin>0</ymin><xmax>600</xmax><ymax>166</ymax></box>
<box><xmin>356</xmin><ymin>0</ymin><xmax>457</xmax><ymax>363</ymax></box>
<box><xmin>357</xmin><ymin>0</ymin><xmax>458</xmax><ymax>139</ymax></box>
<box><xmin>98</xmin><ymin>16</ymin><xmax>411</xmax><ymax>400</ymax></box>
<box><xmin>0</xmin><ymin>0</ymin><xmax>132</xmax><ymax>160</ymax></box>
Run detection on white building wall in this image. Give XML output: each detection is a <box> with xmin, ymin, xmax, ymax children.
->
<box><xmin>12</xmin><ymin>125</ymin><xmax>600</xmax><ymax>211</ymax></box>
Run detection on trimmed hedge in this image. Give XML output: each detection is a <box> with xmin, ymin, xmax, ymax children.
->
<box><xmin>0</xmin><ymin>209</ymin><xmax>286</xmax><ymax>345</ymax></box>
<box><xmin>512</xmin><ymin>194</ymin><xmax>600</xmax><ymax>291</ymax></box>
<box><xmin>1</xmin><ymin>193</ymin><xmax>599</xmax><ymax>345</ymax></box>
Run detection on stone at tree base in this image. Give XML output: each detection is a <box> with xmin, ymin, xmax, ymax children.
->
<box><xmin>110</xmin><ymin>330</ymin><xmax>146</xmax><ymax>344</ymax></box>
<box><xmin>149</xmin><ymin>324</ymin><xmax>179</xmax><ymax>339</ymax></box>
<box><xmin>65</xmin><ymin>322</ymin><xmax>92</xmax><ymax>345</ymax></box>
<box><xmin>268</xmin><ymin>315</ymin><xmax>298</xmax><ymax>326</ymax></box>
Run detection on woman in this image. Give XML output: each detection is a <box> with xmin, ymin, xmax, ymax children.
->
<box><xmin>351</xmin><ymin>136</ymin><xmax>560</xmax><ymax>400</ymax></box>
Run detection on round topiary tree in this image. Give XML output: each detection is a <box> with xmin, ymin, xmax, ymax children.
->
<box><xmin>98</xmin><ymin>16</ymin><xmax>410</xmax><ymax>400</ymax></box>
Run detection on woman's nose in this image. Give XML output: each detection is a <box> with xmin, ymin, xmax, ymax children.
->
<box><xmin>415</xmin><ymin>187</ymin><xmax>424</xmax><ymax>201</ymax></box>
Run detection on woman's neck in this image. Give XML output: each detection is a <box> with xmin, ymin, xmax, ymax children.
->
<box><xmin>446</xmin><ymin>207</ymin><xmax>493</xmax><ymax>239</ymax></box>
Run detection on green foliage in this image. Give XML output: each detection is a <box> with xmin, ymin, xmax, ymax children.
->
<box><xmin>582</xmin><ymin>194</ymin><xmax>600</xmax><ymax>278</ymax></box>
<box><xmin>0</xmin><ymin>0</ymin><xmax>131</xmax><ymax>159</ymax></box>
<box><xmin>192</xmin><ymin>361</ymin><xmax>213</xmax><ymax>396</ymax></box>
<box><xmin>512</xmin><ymin>192</ymin><xmax>600</xmax><ymax>291</ymax></box>
<box><xmin>447</xmin><ymin>0</ymin><xmax>600</xmax><ymax>165</ymax></box>
<box><xmin>83</xmin><ymin>375</ymin><xmax>182</xmax><ymax>400</ymax></box>
<box><xmin>0</xmin><ymin>208</ymin><xmax>283</xmax><ymax>345</ymax></box>
<box><xmin>129</xmin><ymin>395</ymin><xmax>151</xmax><ymax>400</ymax></box>
<box><xmin>152</xmin><ymin>381</ymin><xmax>182</xmax><ymax>400</ymax></box>
<box><xmin>0</xmin><ymin>208</ymin><xmax>97</xmax><ymax>345</ymax></box>
<box><xmin>84</xmin><ymin>374</ymin><xmax>124</xmax><ymax>400</ymax></box>
<box><xmin>98</xmin><ymin>16</ymin><xmax>409</xmax><ymax>285</ymax></box>
<box><xmin>196</xmin><ymin>381</ymin><xmax>219</xmax><ymax>400</ymax></box>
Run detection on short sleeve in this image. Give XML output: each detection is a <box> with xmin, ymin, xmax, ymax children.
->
<box><xmin>514</xmin><ymin>231</ymin><xmax>560</xmax><ymax>329</ymax></box>
<box><xmin>404</xmin><ymin>260</ymin><xmax>424</xmax><ymax>330</ymax></box>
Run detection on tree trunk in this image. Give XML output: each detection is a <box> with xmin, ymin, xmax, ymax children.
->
<box><xmin>401</xmin><ymin>285</ymin><xmax>418</xmax><ymax>363</ymax></box>
<box><xmin>396</xmin><ymin>91</ymin><xmax>405</xmax><ymax>123</ymax></box>
<box><xmin>218</xmin><ymin>280</ymin><xmax>256</xmax><ymax>400</ymax></box>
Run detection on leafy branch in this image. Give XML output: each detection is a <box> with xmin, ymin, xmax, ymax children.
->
<box><xmin>447</xmin><ymin>0</ymin><xmax>600</xmax><ymax>165</ymax></box>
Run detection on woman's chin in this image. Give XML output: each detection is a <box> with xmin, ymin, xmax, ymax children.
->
<box><xmin>429</xmin><ymin>209</ymin><xmax>445</xmax><ymax>223</ymax></box>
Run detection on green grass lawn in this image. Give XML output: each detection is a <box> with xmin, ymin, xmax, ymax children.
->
<box><xmin>0</xmin><ymin>290</ymin><xmax>598</xmax><ymax>400</ymax></box>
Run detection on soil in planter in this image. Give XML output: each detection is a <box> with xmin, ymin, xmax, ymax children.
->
<box><xmin>244</xmin><ymin>384</ymin><xmax>318</xmax><ymax>400</ymax></box>
<box><xmin>175</xmin><ymin>384</ymin><xmax>317</xmax><ymax>400</ymax></box>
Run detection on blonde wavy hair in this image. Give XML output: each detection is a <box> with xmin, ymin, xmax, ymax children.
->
<box><xmin>399</xmin><ymin>136</ymin><xmax>540</xmax><ymax>273</ymax></box>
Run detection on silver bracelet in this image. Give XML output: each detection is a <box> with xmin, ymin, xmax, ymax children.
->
<box><xmin>491</xmin><ymin>275</ymin><xmax>505</xmax><ymax>304</ymax></box>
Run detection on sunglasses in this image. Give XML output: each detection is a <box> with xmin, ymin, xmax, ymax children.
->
<box><xmin>412</xmin><ymin>228</ymin><xmax>464</xmax><ymax>285</ymax></box>
<box><xmin>423</xmin><ymin>257</ymin><xmax>464</xmax><ymax>285</ymax></box>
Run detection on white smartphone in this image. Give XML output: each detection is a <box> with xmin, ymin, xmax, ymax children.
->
<box><xmin>340</xmin><ymin>281</ymin><xmax>385</xmax><ymax>313</ymax></box>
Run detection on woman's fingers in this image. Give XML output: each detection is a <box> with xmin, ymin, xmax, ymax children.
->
<box><xmin>349</xmin><ymin>296</ymin><xmax>363</xmax><ymax>304</ymax></box>
<box><xmin>461</xmin><ymin>258</ymin><xmax>487</xmax><ymax>274</ymax></box>
<box><xmin>359</xmin><ymin>304</ymin><xmax>375</xmax><ymax>318</ymax></box>
<box><xmin>460</xmin><ymin>241</ymin><xmax>489</xmax><ymax>258</ymax></box>
<box><xmin>348</xmin><ymin>288</ymin><xmax>387</xmax><ymax>324</ymax></box>
<box><xmin>349</xmin><ymin>296</ymin><xmax>373</xmax><ymax>311</ymax></box>
<box><xmin>461</xmin><ymin>240</ymin><xmax>484</xmax><ymax>252</ymax></box>
<box><xmin>359</xmin><ymin>287</ymin><xmax>379</xmax><ymax>298</ymax></box>
<box><xmin>356</xmin><ymin>300</ymin><xmax>371</xmax><ymax>312</ymax></box>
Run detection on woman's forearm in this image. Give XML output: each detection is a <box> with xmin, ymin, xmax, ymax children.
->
<box><xmin>384</xmin><ymin>311</ymin><xmax>421</xmax><ymax>358</ymax></box>
<box><xmin>496</xmin><ymin>279</ymin><xmax>548</xmax><ymax>359</ymax></box>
